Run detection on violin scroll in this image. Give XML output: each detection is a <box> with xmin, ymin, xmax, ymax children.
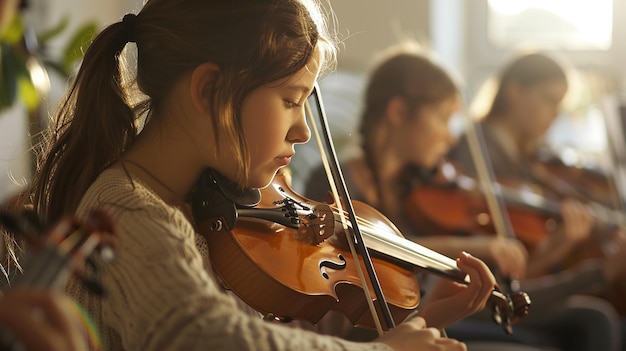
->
<box><xmin>0</xmin><ymin>208</ymin><xmax>116</xmax><ymax>294</ymax></box>
<box><xmin>490</xmin><ymin>288</ymin><xmax>531</xmax><ymax>335</ymax></box>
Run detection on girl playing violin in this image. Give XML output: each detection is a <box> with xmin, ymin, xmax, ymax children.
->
<box><xmin>19</xmin><ymin>1</ymin><xmax>498</xmax><ymax>350</ymax></box>
<box><xmin>447</xmin><ymin>51</ymin><xmax>626</xmax><ymax>351</ymax></box>
<box><xmin>448</xmin><ymin>52</ymin><xmax>599</xmax><ymax>278</ymax></box>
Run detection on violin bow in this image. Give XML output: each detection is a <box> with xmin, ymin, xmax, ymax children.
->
<box><xmin>462</xmin><ymin>99</ymin><xmax>521</xmax><ymax>294</ymax></box>
<box><xmin>580</xmin><ymin>76</ymin><xmax>626</xmax><ymax>225</ymax></box>
<box><xmin>576</xmin><ymin>76</ymin><xmax>626</xmax><ymax>256</ymax></box>
<box><xmin>306</xmin><ymin>82</ymin><xmax>395</xmax><ymax>335</ymax></box>
<box><xmin>601</xmin><ymin>102</ymin><xmax>626</xmax><ymax>213</ymax></box>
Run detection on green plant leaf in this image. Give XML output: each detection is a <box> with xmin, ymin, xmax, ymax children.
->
<box><xmin>1</xmin><ymin>13</ymin><xmax>24</xmax><ymax>45</ymax></box>
<box><xmin>17</xmin><ymin>75</ymin><xmax>39</xmax><ymax>111</ymax></box>
<box><xmin>1</xmin><ymin>43</ymin><xmax>19</xmax><ymax>110</ymax></box>
<box><xmin>1</xmin><ymin>12</ymin><xmax>95</xmax><ymax>112</ymax></box>
<box><xmin>62</xmin><ymin>22</ymin><xmax>98</xmax><ymax>76</ymax></box>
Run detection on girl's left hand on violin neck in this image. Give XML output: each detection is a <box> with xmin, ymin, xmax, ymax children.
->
<box><xmin>415</xmin><ymin>251</ymin><xmax>497</xmax><ymax>330</ymax></box>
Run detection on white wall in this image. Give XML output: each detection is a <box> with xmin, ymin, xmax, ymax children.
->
<box><xmin>322</xmin><ymin>1</ymin><xmax>431</xmax><ymax>70</ymax></box>
<box><xmin>0</xmin><ymin>104</ymin><xmax>28</xmax><ymax>202</ymax></box>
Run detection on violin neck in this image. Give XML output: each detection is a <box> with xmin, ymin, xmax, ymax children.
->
<box><xmin>499</xmin><ymin>187</ymin><xmax>561</xmax><ymax>216</ymax></box>
<box><xmin>359</xmin><ymin>228</ymin><xmax>468</xmax><ymax>284</ymax></box>
<box><xmin>497</xmin><ymin>184</ymin><xmax>626</xmax><ymax>230</ymax></box>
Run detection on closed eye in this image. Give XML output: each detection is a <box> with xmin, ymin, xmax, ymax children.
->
<box><xmin>285</xmin><ymin>100</ymin><xmax>302</xmax><ymax>109</ymax></box>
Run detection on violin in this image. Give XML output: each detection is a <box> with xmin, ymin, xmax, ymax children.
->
<box><xmin>403</xmin><ymin>161</ymin><xmax>626</xmax><ymax>251</ymax></box>
<box><xmin>533</xmin><ymin>148</ymin><xmax>619</xmax><ymax>208</ymax></box>
<box><xmin>0</xmin><ymin>208</ymin><xmax>116</xmax><ymax>350</ymax></box>
<box><xmin>405</xmin><ymin>160</ymin><xmax>626</xmax><ymax>316</ymax></box>
<box><xmin>190</xmin><ymin>168</ymin><xmax>530</xmax><ymax>334</ymax></box>
<box><xmin>531</xmin><ymin>152</ymin><xmax>626</xmax><ymax>316</ymax></box>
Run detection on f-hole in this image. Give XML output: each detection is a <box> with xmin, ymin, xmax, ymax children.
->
<box><xmin>319</xmin><ymin>254</ymin><xmax>347</xmax><ymax>279</ymax></box>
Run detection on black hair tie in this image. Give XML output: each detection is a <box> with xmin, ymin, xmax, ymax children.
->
<box><xmin>122</xmin><ymin>13</ymin><xmax>137</xmax><ymax>43</ymax></box>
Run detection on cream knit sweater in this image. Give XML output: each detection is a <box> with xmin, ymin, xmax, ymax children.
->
<box><xmin>66</xmin><ymin>168</ymin><xmax>392</xmax><ymax>351</ymax></box>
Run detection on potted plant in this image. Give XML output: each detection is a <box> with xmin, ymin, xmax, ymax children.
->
<box><xmin>0</xmin><ymin>0</ymin><xmax>97</xmax><ymax>283</ymax></box>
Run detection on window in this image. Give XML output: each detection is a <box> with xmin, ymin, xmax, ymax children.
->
<box><xmin>487</xmin><ymin>0</ymin><xmax>613</xmax><ymax>50</ymax></box>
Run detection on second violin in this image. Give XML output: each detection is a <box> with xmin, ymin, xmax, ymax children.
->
<box><xmin>403</xmin><ymin>161</ymin><xmax>626</xmax><ymax>252</ymax></box>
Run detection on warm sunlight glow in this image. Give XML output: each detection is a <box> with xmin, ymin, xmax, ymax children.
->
<box><xmin>488</xmin><ymin>0</ymin><xmax>613</xmax><ymax>50</ymax></box>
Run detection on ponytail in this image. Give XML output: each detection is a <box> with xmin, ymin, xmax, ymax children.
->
<box><xmin>32</xmin><ymin>19</ymin><xmax>139</xmax><ymax>223</ymax></box>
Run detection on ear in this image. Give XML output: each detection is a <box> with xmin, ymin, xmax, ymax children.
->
<box><xmin>385</xmin><ymin>96</ymin><xmax>410</xmax><ymax>126</ymax></box>
<box><xmin>189</xmin><ymin>62</ymin><xmax>221</xmax><ymax>115</ymax></box>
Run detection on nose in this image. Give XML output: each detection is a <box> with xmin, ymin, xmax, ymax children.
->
<box><xmin>288</xmin><ymin>110</ymin><xmax>311</xmax><ymax>144</ymax></box>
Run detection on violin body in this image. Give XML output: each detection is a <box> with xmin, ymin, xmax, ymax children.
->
<box><xmin>533</xmin><ymin>150</ymin><xmax>617</xmax><ymax>208</ymax></box>
<box><xmin>403</xmin><ymin>163</ymin><xmax>559</xmax><ymax>251</ymax></box>
<box><xmin>206</xmin><ymin>217</ymin><xmax>419</xmax><ymax>329</ymax></box>
<box><xmin>196</xmin><ymin>172</ymin><xmax>419</xmax><ymax>330</ymax></box>
<box><xmin>406</xmin><ymin>184</ymin><xmax>549</xmax><ymax>249</ymax></box>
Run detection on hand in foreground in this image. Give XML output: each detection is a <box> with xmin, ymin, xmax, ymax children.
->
<box><xmin>416</xmin><ymin>252</ymin><xmax>496</xmax><ymax>329</ymax></box>
<box><xmin>376</xmin><ymin>316</ymin><xmax>466</xmax><ymax>351</ymax></box>
<box><xmin>0</xmin><ymin>289</ymin><xmax>88</xmax><ymax>351</ymax></box>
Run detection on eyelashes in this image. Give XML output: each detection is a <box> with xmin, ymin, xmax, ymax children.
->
<box><xmin>285</xmin><ymin>100</ymin><xmax>302</xmax><ymax>108</ymax></box>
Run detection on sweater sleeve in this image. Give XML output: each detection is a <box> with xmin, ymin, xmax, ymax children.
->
<box><xmin>95</xmin><ymin>199</ymin><xmax>392</xmax><ymax>351</ymax></box>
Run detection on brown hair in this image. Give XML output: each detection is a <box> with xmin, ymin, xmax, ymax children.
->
<box><xmin>30</xmin><ymin>0</ymin><xmax>337</xmax><ymax>224</ymax></box>
<box><xmin>486</xmin><ymin>52</ymin><xmax>567</xmax><ymax>119</ymax></box>
<box><xmin>356</xmin><ymin>43</ymin><xmax>458</xmax><ymax>209</ymax></box>
<box><xmin>359</xmin><ymin>43</ymin><xmax>458</xmax><ymax>163</ymax></box>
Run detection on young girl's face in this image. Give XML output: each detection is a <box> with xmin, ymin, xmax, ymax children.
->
<box><xmin>398</xmin><ymin>96</ymin><xmax>458</xmax><ymax>170</ymax></box>
<box><xmin>237</xmin><ymin>58</ymin><xmax>321</xmax><ymax>188</ymax></box>
<box><xmin>510</xmin><ymin>78</ymin><xmax>567</xmax><ymax>142</ymax></box>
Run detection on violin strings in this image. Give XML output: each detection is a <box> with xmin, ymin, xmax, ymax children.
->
<box><xmin>312</xmin><ymin>206</ymin><xmax>461</xmax><ymax>275</ymax></box>
<box><xmin>329</xmin><ymin>207</ymin><xmax>394</xmax><ymax>236</ymax></box>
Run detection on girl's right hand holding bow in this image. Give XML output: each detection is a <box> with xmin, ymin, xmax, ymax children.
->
<box><xmin>376</xmin><ymin>316</ymin><xmax>466</xmax><ymax>351</ymax></box>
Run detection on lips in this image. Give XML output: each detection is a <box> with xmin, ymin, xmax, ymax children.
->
<box><xmin>276</xmin><ymin>154</ymin><xmax>294</xmax><ymax>166</ymax></box>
